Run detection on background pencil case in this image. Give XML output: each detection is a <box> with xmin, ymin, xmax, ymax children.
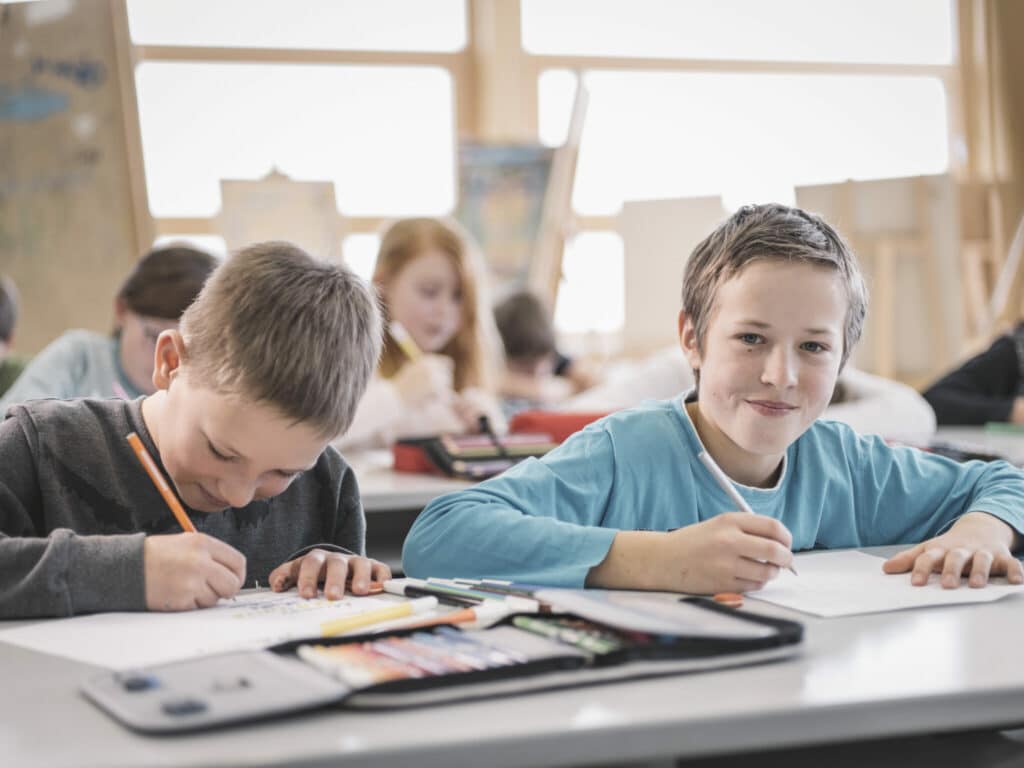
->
<box><xmin>82</xmin><ymin>600</ymin><xmax>803</xmax><ymax>734</ymax></box>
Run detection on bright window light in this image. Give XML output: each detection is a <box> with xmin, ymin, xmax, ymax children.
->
<box><xmin>342</xmin><ymin>234</ymin><xmax>381</xmax><ymax>283</ymax></box>
<box><xmin>136</xmin><ymin>62</ymin><xmax>455</xmax><ymax>218</ymax></box>
<box><xmin>540</xmin><ymin>70</ymin><xmax>949</xmax><ymax>215</ymax></box>
<box><xmin>152</xmin><ymin>235</ymin><xmax>228</xmax><ymax>259</ymax></box>
<box><xmin>127</xmin><ymin>0</ymin><xmax>466</xmax><ymax>52</ymax></box>
<box><xmin>523</xmin><ymin>0</ymin><xmax>953</xmax><ymax>64</ymax></box>
<box><xmin>554</xmin><ymin>232</ymin><xmax>624</xmax><ymax>334</ymax></box>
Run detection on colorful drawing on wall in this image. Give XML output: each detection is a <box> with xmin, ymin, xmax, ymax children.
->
<box><xmin>455</xmin><ymin>143</ymin><xmax>555</xmax><ymax>289</ymax></box>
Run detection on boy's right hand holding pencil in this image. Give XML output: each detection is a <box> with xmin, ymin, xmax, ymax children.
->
<box><xmin>143</xmin><ymin>533</ymin><xmax>247</xmax><ymax>611</ymax></box>
<box><xmin>587</xmin><ymin>513</ymin><xmax>795</xmax><ymax>595</ymax></box>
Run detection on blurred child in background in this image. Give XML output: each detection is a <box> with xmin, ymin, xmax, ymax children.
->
<box><xmin>493</xmin><ymin>290</ymin><xmax>601</xmax><ymax>417</ymax></box>
<box><xmin>0</xmin><ymin>276</ymin><xmax>27</xmax><ymax>397</ymax></box>
<box><xmin>0</xmin><ymin>246</ymin><xmax>217</xmax><ymax>410</ymax></box>
<box><xmin>923</xmin><ymin>322</ymin><xmax>1024</xmax><ymax>426</ymax></box>
<box><xmin>336</xmin><ymin>218</ymin><xmax>505</xmax><ymax>450</ymax></box>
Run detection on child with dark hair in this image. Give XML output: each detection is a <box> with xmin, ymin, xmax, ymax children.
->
<box><xmin>923</xmin><ymin>323</ymin><xmax>1024</xmax><ymax>425</ymax></box>
<box><xmin>0</xmin><ymin>276</ymin><xmax>27</xmax><ymax>397</ymax></box>
<box><xmin>493</xmin><ymin>290</ymin><xmax>600</xmax><ymax>415</ymax></box>
<box><xmin>1</xmin><ymin>246</ymin><xmax>218</xmax><ymax>409</ymax></box>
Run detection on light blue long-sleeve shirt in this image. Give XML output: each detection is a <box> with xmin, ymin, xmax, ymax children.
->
<box><xmin>0</xmin><ymin>330</ymin><xmax>141</xmax><ymax>411</ymax></box>
<box><xmin>403</xmin><ymin>395</ymin><xmax>1024</xmax><ymax>586</ymax></box>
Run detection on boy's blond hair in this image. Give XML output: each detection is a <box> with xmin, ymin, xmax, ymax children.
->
<box><xmin>683</xmin><ymin>203</ymin><xmax>868</xmax><ymax>369</ymax></box>
<box><xmin>180</xmin><ymin>242</ymin><xmax>382</xmax><ymax>439</ymax></box>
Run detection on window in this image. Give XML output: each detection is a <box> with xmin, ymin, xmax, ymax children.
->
<box><xmin>127</xmin><ymin>0</ymin><xmax>466</xmax><ymax>52</ymax></box>
<box><xmin>523</xmin><ymin>0</ymin><xmax>952</xmax><ymax>64</ymax></box>
<box><xmin>540</xmin><ymin>70</ymin><xmax>949</xmax><ymax>216</ymax></box>
<box><xmin>527</xmin><ymin>1</ymin><xmax>956</xmax><ymax>341</ymax></box>
<box><xmin>136</xmin><ymin>63</ymin><xmax>455</xmax><ymax>218</ymax></box>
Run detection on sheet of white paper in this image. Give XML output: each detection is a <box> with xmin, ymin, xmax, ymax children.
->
<box><xmin>0</xmin><ymin>591</ymin><xmax>398</xmax><ymax>670</ymax></box>
<box><xmin>749</xmin><ymin>550</ymin><xmax>1024</xmax><ymax>617</ymax></box>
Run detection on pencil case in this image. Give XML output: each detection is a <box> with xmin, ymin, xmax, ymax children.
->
<box><xmin>392</xmin><ymin>431</ymin><xmax>558</xmax><ymax>480</ymax></box>
<box><xmin>81</xmin><ymin>598</ymin><xmax>802</xmax><ymax>734</ymax></box>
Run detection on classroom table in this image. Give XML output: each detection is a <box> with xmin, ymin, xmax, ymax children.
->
<box><xmin>345</xmin><ymin>450</ymin><xmax>472</xmax><ymax>573</ymax></box>
<box><xmin>4</xmin><ymin>549</ymin><xmax>1024</xmax><ymax>768</ymax></box>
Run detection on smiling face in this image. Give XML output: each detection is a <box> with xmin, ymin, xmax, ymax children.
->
<box><xmin>142</xmin><ymin>331</ymin><xmax>329</xmax><ymax>512</ymax></box>
<box><xmin>381</xmin><ymin>250</ymin><xmax>463</xmax><ymax>354</ymax></box>
<box><xmin>680</xmin><ymin>259</ymin><xmax>847</xmax><ymax>487</ymax></box>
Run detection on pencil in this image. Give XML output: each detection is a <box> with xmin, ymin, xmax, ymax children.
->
<box><xmin>126</xmin><ymin>432</ymin><xmax>197</xmax><ymax>533</ymax></box>
<box><xmin>697</xmin><ymin>451</ymin><xmax>798</xmax><ymax>576</ymax></box>
<box><xmin>320</xmin><ymin>596</ymin><xmax>438</xmax><ymax>637</ymax></box>
<box><xmin>389</xmin><ymin>321</ymin><xmax>422</xmax><ymax>361</ymax></box>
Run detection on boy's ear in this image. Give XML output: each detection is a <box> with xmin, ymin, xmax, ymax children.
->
<box><xmin>152</xmin><ymin>330</ymin><xmax>187</xmax><ymax>391</ymax></box>
<box><xmin>678</xmin><ymin>310</ymin><xmax>703</xmax><ymax>371</ymax></box>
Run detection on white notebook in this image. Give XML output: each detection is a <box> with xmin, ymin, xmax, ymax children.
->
<box><xmin>750</xmin><ymin>550</ymin><xmax>1024</xmax><ymax>617</ymax></box>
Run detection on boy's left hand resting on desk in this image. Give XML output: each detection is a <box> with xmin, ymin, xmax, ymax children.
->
<box><xmin>268</xmin><ymin>549</ymin><xmax>392</xmax><ymax>599</ymax></box>
<box><xmin>883</xmin><ymin>512</ymin><xmax>1024</xmax><ymax>588</ymax></box>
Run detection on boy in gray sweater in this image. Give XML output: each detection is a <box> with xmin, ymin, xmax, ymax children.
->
<box><xmin>0</xmin><ymin>242</ymin><xmax>386</xmax><ymax>618</ymax></box>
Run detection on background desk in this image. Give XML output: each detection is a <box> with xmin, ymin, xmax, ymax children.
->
<box><xmin>5</xmin><ymin>551</ymin><xmax>1024</xmax><ymax>768</ymax></box>
<box><xmin>346</xmin><ymin>451</ymin><xmax>472</xmax><ymax>573</ymax></box>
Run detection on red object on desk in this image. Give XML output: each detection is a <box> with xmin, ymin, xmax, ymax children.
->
<box><xmin>392</xmin><ymin>441</ymin><xmax>439</xmax><ymax>474</ymax></box>
<box><xmin>508</xmin><ymin>411</ymin><xmax>610</xmax><ymax>444</ymax></box>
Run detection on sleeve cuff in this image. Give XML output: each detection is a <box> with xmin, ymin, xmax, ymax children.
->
<box><xmin>67</xmin><ymin>532</ymin><xmax>147</xmax><ymax>614</ymax></box>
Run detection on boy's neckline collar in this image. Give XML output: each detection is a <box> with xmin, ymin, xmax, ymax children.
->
<box><xmin>675</xmin><ymin>388</ymin><xmax>789</xmax><ymax>493</ymax></box>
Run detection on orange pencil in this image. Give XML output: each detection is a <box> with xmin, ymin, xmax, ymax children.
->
<box><xmin>126</xmin><ymin>431</ymin><xmax>196</xmax><ymax>533</ymax></box>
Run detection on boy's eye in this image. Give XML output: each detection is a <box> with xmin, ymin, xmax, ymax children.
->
<box><xmin>801</xmin><ymin>341</ymin><xmax>828</xmax><ymax>353</ymax></box>
<box><xmin>737</xmin><ymin>333</ymin><xmax>763</xmax><ymax>345</ymax></box>
<box><xmin>208</xmin><ymin>441</ymin><xmax>234</xmax><ymax>461</ymax></box>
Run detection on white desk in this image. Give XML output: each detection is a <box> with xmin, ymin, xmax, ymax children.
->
<box><xmin>932</xmin><ymin>426</ymin><xmax>1024</xmax><ymax>466</ymax></box>
<box><xmin>5</xmin><ymin>551</ymin><xmax>1024</xmax><ymax>768</ymax></box>
<box><xmin>346</xmin><ymin>450</ymin><xmax>472</xmax><ymax>513</ymax></box>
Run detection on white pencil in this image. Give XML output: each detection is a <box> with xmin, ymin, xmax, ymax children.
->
<box><xmin>698</xmin><ymin>451</ymin><xmax>798</xmax><ymax>576</ymax></box>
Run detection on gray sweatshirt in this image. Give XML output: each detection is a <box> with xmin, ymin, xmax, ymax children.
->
<box><xmin>0</xmin><ymin>397</ymin><xmax>366</xmax><ymax>619</ymax></box>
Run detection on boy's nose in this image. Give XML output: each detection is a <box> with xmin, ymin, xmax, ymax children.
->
<box><xmin>762</xmin><ymin>346</ymin><xmax>798</xmax><ymax>388</ymax></box>
<box><xmin>218</xmin><ymin>478</ymin><xmax>256</xmax><ymax>509</ymax></box>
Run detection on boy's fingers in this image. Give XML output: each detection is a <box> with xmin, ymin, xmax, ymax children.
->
<box><xmin>911</xmin><ymin>547</ymin><xmax>945</xmax><ymax>586</ymax></box>
<box><xmin>735</xmin><ymin>514</ymin><xmax>792</xmax><ymax>548</ymax></box>
<box><xmin>205</xmin><ymin>537</ymin><xmax>247</xmax><ymax>581</ymax></box>
<box><xmin>206</xmin><ymin>561</ymin><xmax>244</xmax><ymax>600</ymax></box>
<box><xmin>268</xmin><ymin>561</ymin><xmax>295</xmax><ymax>591</ymax></box>
<box><xmin>940</xmin><ymin>547</ymin><xmax>971</xmax><ymax>589</ymax></box>
<box><xmin>968</xmin><ymin>550</ymin><xmax>994</xmax><ymax>588</ymax></box>
<box><xmin>1005</xmin><ymin>556</ymin><xmax>1024</xmax><ymax>584</ymax></box>
<box><xmin>735</xmin><ymin>558</ymin><xmax>780</xmax><ymax>585</ymax></box>
<box><xmin>882</xmin><ymin>544</ymin><xmax>923</xmax><ymax>574</ymax></box>
<box><xmin>296</xmin><ymin>550</ymin><xmax>328</xmax><ymax>598</ymax></box>
<box><xmin>371</xmin><ymin>561</ymin><xmax>393</xmax><ymax>582</ymax></box>
<box><xmin>322</xmin><ymin>554</ymin><xmax>351</xmax><ymax>600</ymax></box>
<box><xmin>346</xmin><ymin>558</ymin><xmax>373</xmax><ymax>595</ymax></box>
<box><xmin>741</xmin><ymin>535</ymin><xmax>793</xmax><ymax>569</ymax></box>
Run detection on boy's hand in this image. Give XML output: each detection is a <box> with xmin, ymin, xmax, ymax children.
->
<box><xmin>883</xmin><ymin>511</ymin><xmax>1024</xmax><ymax>588</ymax></box>
<box><xmin>144</xmin><ymin>533</ymin><xmax>247</xmax><ymax>611</ymax></box>
<box><xmin>588</xmin><ymin>512</ymin><xmax>794</xmax><ymax>594</ymax></box>
<box><xmin>268</xmin><ymin>550</ymin><xmax>392</xmax><ymax>600</ymax></box>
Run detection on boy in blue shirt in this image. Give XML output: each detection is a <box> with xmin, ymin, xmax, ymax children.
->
<box><xmin>403</xmin><ymin>204</ymin><xmax>1024</xmax><ymax>594</ymax></box>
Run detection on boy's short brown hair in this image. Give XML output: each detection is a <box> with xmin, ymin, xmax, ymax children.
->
<box><xmin>180</xmin><ymin>242</ymin><xmax>383</xmax><ymax>439</ymax></box>
<box><xmin>682</xmin><ymin>203</ymin><xmax>868</xmax><ymax>369</ymax></box>
<box><xmin>493</xmin><ymin>291</ymin><xmax>556</xmax><ymax>363</ymax></box>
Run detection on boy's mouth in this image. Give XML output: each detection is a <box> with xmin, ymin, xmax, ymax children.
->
<box><xmin>196</xmin><ymin>484</ymin><xmax>230</xmax><ymax>510</ymax></box>
<box><xmin>746</xmin><ymin>399</ymin><xmax>798</xmax><ymax>417</ymax></box>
